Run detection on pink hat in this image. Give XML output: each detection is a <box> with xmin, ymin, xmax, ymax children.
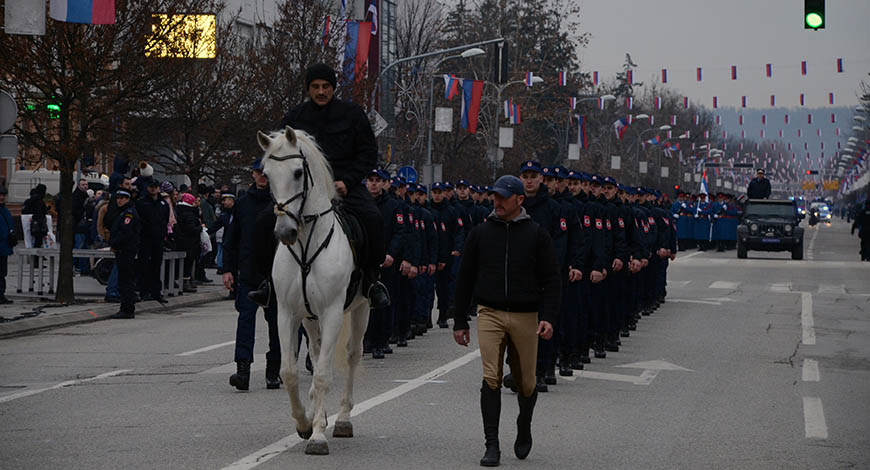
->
<box><xmin>181</xmin><ymin>193</ymin><xmax>196</xmax><ymax>205</ymax></box>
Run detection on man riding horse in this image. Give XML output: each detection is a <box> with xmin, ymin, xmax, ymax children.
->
<box><xmin>248</xmin><ymin>63</ymin><xmax>390</xmax><ymax>309</ymax></box>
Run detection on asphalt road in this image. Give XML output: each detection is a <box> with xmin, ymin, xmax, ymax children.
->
<box><xmin>1</xmin><ymin>217</ymin><xmax>869</xmax><ymax>469</ymax></box>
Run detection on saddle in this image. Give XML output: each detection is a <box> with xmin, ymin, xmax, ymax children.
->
<box><xmin>334</xmin><ymin>203</ymin><xmax>365</xmax><ymax>310</ymax></box>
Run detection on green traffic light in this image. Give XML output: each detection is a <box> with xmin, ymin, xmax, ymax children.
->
<box><xmin>47</xmin><ymin>103</ymin><xmax>60</xmax><ymax>119</ymax></box>
<box><xmin>805</xmin><ymin>12</ymin><xmax>823</xmax><ymax>28</ymax></box>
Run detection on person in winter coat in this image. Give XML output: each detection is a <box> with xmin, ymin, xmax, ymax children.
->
<box><xmin>0</xmin><ymin>187</ymin><xmax>16</xmax><ymax>304</ymax></box>
<box><xmin>746</xmin><ymin>168</ymin><xmax>772</xmax><ymax>199</ymax></box>
<box><xmin>22</xmin><ymin>184</ymin><xmax>49</xmax><ymax>248</ymax></box>
<box><xmin>174</xmin><ymin>192</ymin><xmax>203</xmax><ymax>292</ymax></box>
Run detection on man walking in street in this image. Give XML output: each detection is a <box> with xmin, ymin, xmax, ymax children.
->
<box><xmin>453</xmin><ymin>175</ymin><xmax>560</xmax><ymax>467</ymax></box>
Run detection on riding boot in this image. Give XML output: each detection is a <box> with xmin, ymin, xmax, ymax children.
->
<box><xmin>514</xmin><ymin>390</ymin><xmax>538</xmax><ymax>460</ymax></box>
<box><xmin>364</xmin><ymin>269</ymin><xmax>390</xmax><ymax>309</ymax></box>
<box><xmin>479</xmin><ymin>380</ymin><xmax>501</xmax><ymax>467</ymax></box>
<box><xmin>558</xmin><ymin>352</ymin><xmax>573</xmax><ymax>376</ymax></box>
<box><xmin>229</xmin><ymin>360</ymin><xmax>251</xmax><ymax>391</ymax></box>
<box><xmin>265</xmin><ymin>362</ymin><xmax>282</xmax><ymax>390</ymax></box>
<box><xmin>248</xmin><ymin>279</ymin><xmax>272</xmax><ymax>308</ymax></box>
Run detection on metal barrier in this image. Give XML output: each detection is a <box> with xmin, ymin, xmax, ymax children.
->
<box><xmin>13</xmin><ymin>248</ymin><xmax>188</xmax><ymax>297</ymax></box>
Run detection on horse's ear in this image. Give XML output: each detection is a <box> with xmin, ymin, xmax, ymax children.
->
<box><xmin>257</xmin><ymin>131</ymin><xmax>272</xmax><ymax>152</ymax></box>
<box><xmin>284</xmin><ymin>126</ymin><xmax>297</xmax><ymax>146</ymax></box>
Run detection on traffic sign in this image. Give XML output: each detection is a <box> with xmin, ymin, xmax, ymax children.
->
<box><xmin>368</xmin><ymin>110</ymin><xmax>388</xmax><ymax>137</ymax></box>
<box><xmin>0</xmin><ymin>90</ymin><xmax>18</xmax><ymax>133</ymax></box>
<box><xmin>397</xmin><ymin>166</ymin><xmax>417</xmax><ymax>183</ymax></box>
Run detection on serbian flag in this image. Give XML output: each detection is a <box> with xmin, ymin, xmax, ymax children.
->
<box><xmin>613</xmin><ymin>117</ymin><xmax>629</xmax><ymax>140</ymax></box>
<box><xmin>670</xmin><ymin>115</ymin><xmax>677</xmax><ymax>126</ymax></box>
<box><xmin>504</xmin><ymin>99</ymin><xmax>512</xmax><ymax>119</ymax></box>
<box><xmin>569</xmin><ymin>97</ymin><xmax>577</xmax><ymax>109</ymax></box>
<box><xmin>626</xmin><ymin>69</ymin><xmax>633</xmax><ymax>85</ymax></box>
<box><xmin>731</xmin><ymin>66</ymin><xmax>738</xmax><ymax>80</ymax></box>
<box><xmin>800</xmin><ymin>93</ymin><xmax>805</xmax><ymax>106</ymax></box>
<box><xmin>524</xmin><ymin>72</ymin><xmax>534</xmax><ymax>87</ymax></box>
<box><xmin>578</xmin><ymin>115</ymin><xmax>588</xmax><ymax>148</ymax></box>
<box><xmin>801</xmin><ymin>61</ymin><xmax>807</xmax><ymax>75</ymax></box>
<box><xmin>788</xmin><ymin>143</ymin><xmax>792</xmax><ymax>150</ymax></box>
<box><xmin>626</xmin><ymin>96</ymin><xmax>633</xmax><ymax>110</ymax></box>
<box><xmin>344</xmin><ymin>21</ymin><xmax>372</xmax><ymax>84</ymax></box>
<box><xmin>837</xmin><ymin>58</ymin><xmax>844</xmax><ymax>73</ymax></box>
<box><xmin>649</xmin><ymin>115</ymin><xmax>655</xmax><ymax>126</ymax></box>
<box><xmin>739</xmin><ymin>115</ymin><xmax>744</xmax><ymax>126</ymax></box>
<box><xmin>510</xmin><ymin>102</ymin><xmax>521</xmax><ymax>125</ymax></box>
<box><xmin>766</xmin><ymin>63</ymin><xmax>772</xmax><ymax>77</ymax></box>
<box><xmin>683</xmin><ymin>97</ymin><xmax>689</xmax><ymax>109</ymax></box>
<box><xmin>693</xmin><ymin>115</ymin><xmax>699</xmax><ymax>125</ymax></box>
<box><xmin>696</xmin><ymin>67</ymin><xmax>703</xmax><ymax>81</ymax></box>
<box><xmin>559</xmin><ymin>71</ymin><xmax>567</xmax><ymax>86</ymax></box>
<box><xmin>661</xmin><ymin>69</ymin><xmax>668</xmax><ymax>83</ymax></box>
<box><xmin>829</xmin><ymin>92</ymin><xmax>834</xmax><ymax>105</ymax></box>
<box><xmin>808</xmin><ymin>113</ymin><xmax>813</xmax><ymax>124</ymax></box>
<box><xmin>597</xmin><ymin>97</ymin><xmax>604</xmax><ymax>110</ymax></box>
<box><xmin>741</xmin><ymin>96</ymin><xmax>747</xmax><ymax>108</ymax></box>
<box><xmin>460</xmin><ymin>79</ymin><xmax>484</xmax><ymax>133</ymax></box>
<box><xmin>593</xmin><ymin>71</ymin><xmax>599</xmax><ymax>85</ymax></box>
<box><xmin>712</xmin><ymin>96</ymin><xmax>718</xmax><ymax>108</ymax></box>
<box><xmin>770</xmin><ymin>95</ymin><xmax>775</xmax><ymax>106</ymax></box>
<box><xmin>50</xmin><ymin>0</ymin><xmax>115</xmax><ymax>23</ymax></box>
<box><xmin>761</xmin><ymin>114</ymin><xmax>767</xmax><ymax>125</ymax></box>
<box><xmin>655</xmin><ymin>96</ymin><xmax>662</xmax><ymax>109</ymax></box>
<box><xmin>798</xmin><ymin>128</ymin><xmax>802</xmax><ymax>137</ymax></box>
<box><xmin>831</xmin><ymin>113</ymin><xmax>836</xmax><ymax>123</ymax></box>
<box><xmin>323</xmin><ymin>16</ymin><xmax>331</xmax><ymax>47</ymax></box>
<box><xmin>779</xmin><ymin>129</ymin><xmax>783</xmax><ymax>138</ymax></box>
<box><xmin>741</xmin><ymin>130</ymin><xmax>745</xmax><ymax>139</ymax></box>
<box><xmin>443</xmin><ymin>74</ymin><xmax>461</xmax><ymax>100</ymax></box>
<box><xmin>715</xmin><ymin>115</ymin><xmax>721</xmax><ymax>125</ymax></box>
<box><xmin>760</xmin><ymin>130</ymin><xmax>765</xmax><ymax>138</ymax></box>
<box><xmin>647</xmin><ymin>135</ymin><xmax>661</xmax><ymax>146</ymax></box>
<box><xmin>785</xmin><ymin>114</ymin><xmax>790</xmax><ymax>124</ymax></box>
<box><xmin>836</xmin><ymin>128</ymin><xmax>840</xmax><ymax>136</ymax></box>
<box><xmin>817</xmin><ymin>128</ymin><xmax>822</xmax><ymax>137</ymax></box>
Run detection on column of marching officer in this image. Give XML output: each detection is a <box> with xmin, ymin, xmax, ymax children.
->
<box><xmin>360</xmin><ymin>161</ymin><xmax>680</xmax><ymax>395</ymax></box>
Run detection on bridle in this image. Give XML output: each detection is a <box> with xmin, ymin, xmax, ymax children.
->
<box><xmin>267</xmin><ymin>148</ymin><xmax>335</xmax><ymax>320</ymax></box>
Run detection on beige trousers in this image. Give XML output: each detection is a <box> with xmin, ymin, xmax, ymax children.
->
<box><xmin>477</xmin><ymin>305</ymin><xmax>539</xmax><ymax>397</ymax></box>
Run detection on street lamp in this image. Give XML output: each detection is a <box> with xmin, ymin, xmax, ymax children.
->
<box><xmin>424</xmin><ymin>47</ymin><xmax>486</xmax><ymax>184</ymax></box>
<box><xmin>855</xmin><ymin>116</ymin><xmax>867</xmax><ymax>122</ymax></box>
<box><xmin>486</xmin><ymin>75</ymin><xmax>544</xmax><ymax>179</ymax></box>
<box><xmin>558</xmin><ymin>94</ymin><xmax>616</xmax><ymax>163</ymax></box>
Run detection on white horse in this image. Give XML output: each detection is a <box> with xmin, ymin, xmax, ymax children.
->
<box><xmin>257</xmin><ymin>126</ymin><xmax>370</xmax><ymax>456</ymax></box>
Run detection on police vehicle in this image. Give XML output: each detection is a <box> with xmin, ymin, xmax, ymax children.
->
<box><xmin>737</xmin><ymin>199</ymin><xmax>805</xmax><ymax>260</ymax></box>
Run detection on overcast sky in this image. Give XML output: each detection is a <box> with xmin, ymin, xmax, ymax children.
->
<box><xmin>577</xmin><ymin>0</ymin><xmax>870</xmax><ymax>110</ymax></box>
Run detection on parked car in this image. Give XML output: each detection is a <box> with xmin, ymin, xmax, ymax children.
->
<box><xmin>737</xmin><ymin>199</ymin><xmax>805</xmax><ymax>260</ymax></box>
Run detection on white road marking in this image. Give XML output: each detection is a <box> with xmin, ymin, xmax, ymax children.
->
<box><xmin>560</xmin><ymin>370</ymin><xmax>648</xmax><ymax>385</ymax></box>
<box><xmin>818</xmin><ymin>284</ymin><xmax>846</xmax><ymax>295</ymax></box>
<box><xmin>668</xmin><ymin>299</ymin><xmax>722</xmax><ymax>306</ymax></box>
<box><xmin>220</xmin><ymin>349</ymin><xmax>481</xmax><ymax>470</ymax></box>
<box><xmin>673</xmin><ymin>251</ymin><xmax>703</xmax><ymax>262</ymax></box>
<box><xmin>702</xmin><ymin>297</ymin><xmax>739</xmax><ymax>302</ymax></box>
<box><xmin>177</xmin><ymin>340</ymin><xmax>235</xmax><ymax>357</ymax></box>
<box><xmin>807</xmin><ymin>228</ymin><xmax>819</xmax><ymax>260</ymax></box>
<box><xmin>0</xmin><ymin>369</ymin><xmax>132</xmax><ymax>404</ymax></box>
<box><xmin>675</xmin><ymin>259</ymin><xmax>869</xmax><ymax>269</ymax></box>
<box><xmin>201</xmin><ymin>354</ymin><xmax>267</xmax><ymax>374</ymax></box>
<box><xmin>802</xmin><ymin>359</ymin><xmax>820</xmax><ymax>382</ymax></box>
<box><xmin>770</xmin><ymin>283</ymin><xmax>792</xmax><ymax>293</ymax></box>
<box><xmin>801</xmin><ymin>292</ymin><xmax>816</xmax><ymax>345</ymax></box>
<box><xmin>709</xmin><ymin>281</ymin><xmax>741</xmax><ymax>289</ymax></box>
<box><xmin>669</xmin><ymin>281</ymin><xmax>692</xmax><ymax>288</ymax></box>
<box><xmin>617</xmin><ymin>360</ymin><xmax>693</xmax><ymax>371</ymax></box>
<box><xmin>803</xmin><ymin>397</ymin><xmax>828</xmax><ymax>439</ymax></box>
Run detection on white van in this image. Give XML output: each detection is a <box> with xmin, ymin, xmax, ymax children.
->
<box><xmin>7</xmin><ymin>168</ymin><xmax>109</xmax><ymax>203</ymax></box>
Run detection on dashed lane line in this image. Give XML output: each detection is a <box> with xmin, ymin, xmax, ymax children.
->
<box><xmin>801</xmin><ymin>292</ymin><xmax>815</xmax><ymax>346</ymax></box>
<box><xmin>709</xmin><ymin>281</ymin><xmax>741</xmax><ymax>289</ymax></box>
<box><xmin>802</xmin><ymin>359</ymin><xmax>820</xmax><ymax>382</ymax></box>
<box><xmin>803</xmin><ymin>397</ymin><xmax>828</xmax><ymax>439</ymax></box>
<box><xmin>177</xmin><ymin>340</ymin><xmax>235</xmax><ymax>357</ymax></box>
<box><xmin>220</xmin><ymin>349</ymin><xmax>481</xmax><ymax>470</ymax></box>
<box><xmin>0</xmin><ymin>369</ymin><xmax>132</xmax><ymax>404</ymax></box>
<box><xmin>807</xmin><ymin>228</ymin><xmax>819</xmax><ymax>260</ymax></box>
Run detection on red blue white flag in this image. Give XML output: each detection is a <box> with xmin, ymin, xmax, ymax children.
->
<box><xmin>510</xmin><ymin>102</ymin><xmax>521</xmax><ymax>125</ymax></box>
<box><xmin>760</xmin><ymin>130</ymin><xmax>765</xmax><ymax>138</ymax></box>
<box><xmin>801</xmin><ymin>61</ymin><xmax>807</xmax><ymax>75</ymax></box>
<box><xmin>741</xmin><ymin>130</ymin><xmax>745</xmax><ymax>138</ymax></box>
<box><xmin>460</xmin><ymin>79</ymin><xmax>484</xmax><ymax>133</ymax></box>
<box><xmin>504</xmin><ymin>99</ymin><xmax>512</xmax><ymax>119</ymax></box>
<box><xmin>800</xmin><ymin>93</ymin><xmax>805</xmax><ymax>106</ymax></box>
<box><xmin>770</xmin><ymin>95</ymin><xmax>775</xmax><ymax>106</ymax></box>
<box><xmin>731</xmin><ymin>66</ymin><xmax>738</xmax><ymax>80</ymax></box>
<box><xmin>655</xmin><ymin>96</ymin><xmax>662</xmax><ymax>109</ymax></box>
<box><xmin>829</xmin><ymin>92</ymin><xmax>834</xmax><ymax>105</ymax></box>
<box><xmin>593</xmin><ymin>71</ymin><xmax>599</xmax><ymax>85</ymax></box>
<box><xmin>323</xmin><ymin>16</ymin><xmax>331</xmax><ymax>46</ymax></box>
<box><xmin>766</xmin><ymin>63</ymin><xmax>772</xmax><ymax>77</ymax></box>
<box><xmin>779</xmin><ymin>130</ymin><xmax>783</xmax><ymax>138</ymax></box>
<box><xmin>716</xmin><ymin>115</ymin><xmax>721</xmax><ymax>125</ymax></box>
<box><xmin>798</xmin><ymin>129</ymin><xmax>802</xmax><ymax>137</ymax></box>
<box><xmin>50</xmin><ymin>0</ymin><xmax>115</xmax><ymax>23</ymax></box>
<box><xmin>559</xmin><ymin>71</ymin><xmax>567</xmax><ymax>86</ymax></box>
<box><xmin>741</xmin><ymin>96</ymin><xmax>747</xmax><ymax>108</ymax></box>
<box><xmin>761</xmin><ymin>114</ymin><xmax>767</xmax><ymax>125</ymax></box>
<box><xmin>712</xmin><ymin>96</ymin><xmax>718</xmax><ymax>108</ymax></box>
<box><xmin>837</xmin><ymin>58</ymin><xmax>844</xmax><ymax>73</ymax></box>
<box><xmin>613</xmin><ymin>117</ymin><xmax>630</xmax><ymax>140</ymax></box>
<box><xmin>524</xmin><ymin>72</ymin><xmax>533</xmax><ymax>87</ymax></box>
<box><xmin>739</xmin><ymin>115</ymin><xmax>744</xmax><ymax>126</ymax></box>
<box><xmin>693</xmin><ymin>114</ymin><xmax>699</xmax><ymax>126</ymax></box>
<box><xmin>785</xmin><ymin>114</ymin><xmax>790</xmax><ymax>124</ymax></box>
<box><xmin>443</xmin><ymin>74</ymin><xmax>461</xmax><ymax>100</ymax></box>
<box><xmin>662</xmin><ymin>69</ymin><xmax>668</xmax><ymax>83</ymax></box>
<box><xmin>569</xmin><ymin>97</ymin><xmax>577</xmax><ymax>109</ymax></box>
<box><xmin>577</xmin><ymin>115</ymin><xmax>588</xmax><ymax>148</ymax></box>
<box><xmin>817</xmin><ymin>128</ymin><xmax>821</xmax><ymax>137</ymax></box>
<box><xmin>683</xmin><ymin>97</ymin><xmax>689</xmax><ymax>109</ymax></box>
<box><xmin>831</xmin><ymin>113</ymin><xmax>836</xmax><ymax>123</ymax></box>
<box><xmin>808</xmin><ymin>113</ymin><xmax>813</xmax><ymax>124</ymax></box>
<box><xmin>671</xmin><ymin>115</ymin><xmax>677</xmax><ymax>126</ymax></box>
<box><xmin>344</xmin><ymin>21</ymin><xmax>372</xmax><ymax>84</ymax></box>
<box><xmin>626</xmin><ymin>70</ymin><xmax>633</xmax><ymax>85</ymax></box>
<box><xmin>626</xmin><ymin>96</ymin><xmax>633</xmax><ymax>110</ymax></box>
<box><xmin>597</xmin><ymin>97</ymin><xmax>604</xmax><ymax>110</ymax></box>
<box><xmin>649</xmin><ymin>115</ymin><xmax>655</xmax><ymax>126</ymax></box>
<box><xmin>836</xmin><ymin>128</ymin><xmax>840</xmax><ymax>136</ymax></box>
<box><xmin>696</xmin><ymin>67</ymin><xmax>703</xmax><ymax>81</ymax></box>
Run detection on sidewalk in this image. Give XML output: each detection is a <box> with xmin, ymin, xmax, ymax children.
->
<box><xmin>0</xmin><ymin>265</ymin><xmax>230</xmax><ymax>338</ymax></box>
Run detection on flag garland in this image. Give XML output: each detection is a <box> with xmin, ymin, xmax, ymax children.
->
<box><xmin>559</xmin><ymin>71</ymin><xmax>567</xmax><ymax>86</ymax></box>
<box><xmin>577</xmin><ymin>115</ymin><xmax>587</xmax><ymax>148</ymax></box>
<box><xmin>662</xmin><ymin>69</ymin><xmax>668</xmax><ymax>83</ymax></box>
<box><xmin>460</xmin><ymin>79</ymin><xmax>484</xmax><ymax>133</ymax></box>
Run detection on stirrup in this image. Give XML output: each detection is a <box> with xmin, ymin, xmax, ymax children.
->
<box><xmin>248</xmin><ymin>280</ymin><xmax>272</xmax><ymax>308</ymax></box>
<box><xmin>367</xmin><ymin>281</ymin><xmax>391</xmax><ymax>309</ymax></box>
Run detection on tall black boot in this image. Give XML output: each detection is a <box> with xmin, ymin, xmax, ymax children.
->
<box><xmin>515</xmin><ymin>389</ymin><xmax>538</xmax><ymax>460</ymax></box>
<box><xmin>364</xmin><ymin>269</ymin><xmax>390</xmax><ymax>309</ymax></box>
<box><xmin>265</xmin><ymin>362</ymin><xmax>282</xmax><ymax>390</ymax></box>
<box><xmin>229</xmin><ymin>360</ymin><xmax>251</xmax><ymax>391</ymax></box>
<box><xmin>480</xmin><ymin>380</ymin><xmax>501</xmax><ymax>467</ymax></box>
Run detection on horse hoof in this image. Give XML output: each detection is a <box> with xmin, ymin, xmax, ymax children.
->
<box><xmin>297</xmin><ymin>427</ymin><xmax>313</xmax><ymax>440</ymax></box>
<box><xmin>304</xmin><ymin>439</ymin><xmax>329</xmax><ymax>455</ymax></box>
<box><xmin>333</xmin><ymin>421</ymin><xmax>353</xmax><ymax>438</ymax></box>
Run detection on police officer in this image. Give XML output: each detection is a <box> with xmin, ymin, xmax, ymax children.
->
<box><xmin>221</xmin><ymin>159</ymin><xmax>282</xmax><ymax>391</ymax></box>
<box><xmin>429</xmin><ymin>182</ymin><xmax>464</xmax><ymax>328</ymax></box>
<box><xmin>852</xmin><ymin>199</ymin><xmax>870</xmax><ymax>261</ymax></box>
<box><xmin>410</xmin><ymin>185</ymin><xmax>438</xmax><ymax>334</ymax></box>
<box><xmin>747</xmin><ymin>168</ymin><xmax>772</xmax><ymax>199</ymax></box>
<box><xmin>388</xmin><ymin>177</ymin><xmax>419</xmax><ymax>347</ymax></box>
<box><xmin>136</xmin><ymin>179</ymin><xmax>170</xmax><ymax>303</ymax></box>
<box><xmin>109</xmin><ymin>190</ymin><xmax>140</xmax><ymax>319</ymax></box>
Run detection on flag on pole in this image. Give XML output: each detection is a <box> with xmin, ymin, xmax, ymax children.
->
<box><xmin>716</xmin><ymin>115</ymin><xmax>721</xmax><ymax>125</ymax></box>
<box><xmin>323</xmin><ymin>16</ymin><xmax>331</xmax><ymax>46</ymax></box>
<box><xmin>829</xmin><ymin>92</ymin><xmax>834</xmax><ymax>105</ymax></box>
<box><xmin>779</xmin><ymin>129</ymin><xmax>783</xmax><ymax>138</ymax></box>
<box><xmin>593</xmin><ymin>71</ymin><xmax>599</xmax><ymax>85</ymax></box>
<box><xmin>731</xmin><ymin>65</ymin><xmax>738</xmax><ymax>80</ymax></box>
<box><xmin>837</xmin><ymin>58</ymin><xmax>844</xmax><ymax>73</ymax></box>
<box><xmin>524</xmin><ymin>72</ymin><xmax>533</xmax><ymax>86</ymax></box>
<box><xmin>801</xmin><ymin>61</ymin><xmax>807</xmax><ymax>75</ymax></box>
<box><xmin>626</xmin><ymin>69</ymin><xmax>633</xmax><ymax>85</ymax></box>
<box><xmin>713</xmin><ymin>96</ymin><xmax>718</xmax><ymax>108</ymax></box>
<box><xmin>817</xmin><ymin>128</ymin><xmax>821</xmax><ymax>137</ymax></box>
<box><xmin>460</xmin><ymin>79</ymin><xmax>484</xmax><ymax>133</ymax></box>
<box><xmin>693</xmin><ymin>114</ymin><xmax>699</xmax><ymax>125</ymax></box>
<box><xmin>808</xmin><ymin>113</ymin><xmax>813</xmax><ymax>124</ymax></box>
<box><xmin>627</xmin><ymin>114</ymin><xmax>633</xmax><ymax>125</ymax></box>
<box><xmin>559</xmin><ymin>71</ymin><xmax>567</xmax><ymax>86</ymax></box>
<box><xmin>655</xmin><ymin>96</ymin><xmax>662</xmax><ymax>109</ymax></box>
<box><xmin>770</xmin><ymin>95</ymin><xmax>775</xmax><ymax>106</ymax></box>
<box><xmin>661</xmin><ymin>69</ymin><xmax>668</xmax><ymax>83</ymax></box>
<box><xmin>739</xmin><ymin>115</ymin><xmax>744</xmax><ymax>126</ymax></box>
<box><xmin>649</xmin><ymin>115</ymin><xmax>655</xmax><ymax>126</ymax></box>
<box><xmin>798</xmin><ymin>129</ymin><xmax>802</xmax><ymax>137</ymax></box>
<box><xmin>760</xmin><ymin>130</ymin><xmax>765</xmax><ymax>138</ymax></box>
<box><xmin>785</xmin><ymin>114</ymin><xmax>790</xmax><ymax>124</ymax></box>
<box><xmin>800</xmin><ymin>93</ymin><xmax>805</xmax><ymax>106</ymax></box>
<box><xmin>597</xmin><ymin>97</ymin><xmax>604</xmax><ymax>110</ymax></box>
<box><xmin>831</xmin><ymin>113</ymin><xmax>836</xmax><ymax>123</ymax></box>
<box><xmin>366</xmin><ymin>0</ymin><xmax>379</xmax><ymax>35</ymax></box>
<box><xmin>626</xmin><ymin>96</ymin><xmax>633</xmax><ymax>110</ymax></box>
<box><xmin>696</xmin><ymin>67</ymin><xmax>703</xmax><ymax>81</ymax></box>
<box><xmin>510</xmin><ymin>102</ymin><xmax>521</xmax><ymax>125</ymax></box>
<box><xmin>741</xmin><ymin>96</ymin><xmax>747</xmax><ymax>108</ymax></box>
<box><xmin>577</xmin><ymin>115</ymin><xmax>588</xmax><ymax>148</ymax></box>
<box><xmin>761</xmin><ymin>114</ymin><xmax>767</xmax><ymax>125</ymax></box>
<box><xmin>443</xmin><ymin>74</ymin><xmax>461</xmax><ymax>100</ymax></box>
<box><xmin>50</xmin><ymin>0</ymin><xmax>115</xmax><ymax>23</ymax></box>
<box><xmin>569</xmin><ymin>97</ymin><xmax>577</xmax><ymax>109</ymax></box>
<box><xmin>343</xmin><ymin>21</ymin><xmax>372</xmax><ymax>84</ymax></box>
<box><xmin>700</xmin><ymin>170</ymin><xmax>709</xmax><ymax>195</ymax></box>
<box><xmin>613</xmin><ymin>117</ymin><xmax>630</xmax><ymax>140</ymax></box>
<box><xmin>683</xmin><ymin>97</ymin><xmax>689</xmax><ymax>109</ymax></box>
<box><xmin>671</xmin><ymin>115</ymin><xmax>677</xmax><ymax>126</ymax></box>
<box><xmin>766</xmin><ymin>63</ymin><xmax>772</xmax><ymax>77</ymax></box>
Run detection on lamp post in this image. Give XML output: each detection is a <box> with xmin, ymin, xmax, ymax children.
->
<box><xmin>487</xmin><ymin>76</ymin><xmax>543</xmax><ymax>180</ymax></box>
<box><xmin>424</xmin><ymin>48</ymin><xmax>485</xmax><ymax>185</ymax></box>
<box><xmin>563</xmin><ymin>94</ymin><xmax>615</xmax><ymax>162</ymax></box>
<box><xmin>656</xmin><ymin>124</ymin><xmax>672</xmax><ymax>184</ymax></box>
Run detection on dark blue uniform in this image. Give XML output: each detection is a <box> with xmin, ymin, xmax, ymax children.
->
<box><xmin>136</xmin><ymin>193</ymin><xmax>170</xmax><ymax>301</ymax></box>
<box><xmin>412</xmin><ymin>193</ymin><xmax>438</xmax><ymax>331</ymax></box>
<box><xmin>429</xmin><ymin>193</ymin><xmax>465</xmax><ymax>326</ymax></box>
<box><xmin>109</xmin><ymin>202</ymin><xmax>141</xmax><ymax>316</ymax></box>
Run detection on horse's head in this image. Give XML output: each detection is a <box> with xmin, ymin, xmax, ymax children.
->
<box><xmin>258</xmin><ymin>126</ymin><xmax>335</xmax><ymax>246</ymax></box>
<box><xmin>258</xmin><ymin>127</ymin><xmax>309</xmax><ymax>246</ymax></box>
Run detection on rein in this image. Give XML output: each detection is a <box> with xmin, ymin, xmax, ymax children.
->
<box><xmin>268</xmin><ymin>149</ymin><xmax>335</xmax><ymax>320</ymax></box>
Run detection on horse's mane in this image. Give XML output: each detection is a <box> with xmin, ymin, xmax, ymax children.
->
<box><xmin>267</xmin><ymin>128</ymin><xmax>337</xmax><ymax>201</ymax></box>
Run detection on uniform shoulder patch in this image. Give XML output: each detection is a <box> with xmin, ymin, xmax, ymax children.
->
<box><xmin>595</xmin><ymin>218</ymin><xmax>603</xmax><ymax>230</ymax></box>
<box><xmin>606</xmin><ymin>219</ymin><xmax>612</xmax><ymax>230</ymax></box>
<box><xmin>396</xmin><ymin>213</ymin><xmax>404</xmax><ymax>224</ymax></box>
<box><xmin>457</xmin><ymin>217</ymin><xmax>464</xmax><ymax>227</ymax></box>
<box><xmin>618</xmin><ymin>217</ymin><xmax>625</xmax><ymax>228</ymax></box>
<box><xmin>648</xmin><ymin>216</ymin><xmax>656</xmax><ymax>225</ymax></box>
<box><xmin>441</xmin><ymin>222</ymin><xmax>447</xmax><ymax>232</ymax></box>
<box><xmin>560</xmin><ymin>218</ymin><xmax>567</xmax><ymax>231</ymax></box>
<box><xmin>584</xmin><ymin>215</ymin><xmax>591</xmax><ymax>227</ymax></box>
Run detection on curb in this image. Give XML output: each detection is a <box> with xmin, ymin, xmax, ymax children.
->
<box><xmin>0</xmin><ymin>290</ymin><xmax>228</xmax><ymax>339</ymax></box>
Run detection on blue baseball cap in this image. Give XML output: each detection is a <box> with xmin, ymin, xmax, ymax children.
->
<box><xmin>520</xmin><ymin>160</ymin><xmax>542</xmax><ymax>174</ymax></box>
<box><xmin>541</xmin><ymin>167</ymin><xmax>555</xmax><ymax>177</ymax></box>
<box><xmin>431</xmin><ymin>182</ymin><xmax>446</xmax><ymax>191</ymax></box>
<box><xmin>590</xmin><ymin>174</ymin><xmax>603</xmax><ymax>185</ymax></box>
<box><xmin>252</xmin><ymin>158</ymin><xmax>264</xmax><ymax>171</ymax></box>
<box><xmin>484</xmin><ymin>185</ymin><xmax>494</xmax><ymax>193</ymax></box>
<box><xmin>491</xmin><ymin>175</ymin><xmax>524</xmax><ymax>198</ymax></box>
<box><xmin>554</xmin><ymin>166</ymin><xmax>568</xmax><ymax>179</ymax></box>
<box><xmin>603</xmin><ymin>176</ymin><xmax>618</xmax><ymax>187</ymax></box>
<box><xmin>456</xmin><ymin>179</ymin><xmax>471</xmax><ymax>187</ymax></box>
<box><xmin>443</xmin><ymin>181</ymin><xmax>454</xmax><ymax>190</ymax></box>
<box><xmin>567</xmin><ymin>170</ymin><xmax>582</xmax><ymax>181</ymax></box>
<box><xmin>473</xmin><ymin>185</ymin><xmax>486</xmax><ymax>194</ymax></box>
<box><xmin>414</xmin><ymin>184</ymin><xmax>427</xmax><ymax>194</ymax></box>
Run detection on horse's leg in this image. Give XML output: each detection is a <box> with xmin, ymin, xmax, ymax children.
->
<box><xmin>304</xmin><ymin>307</ymin><xmax>342</xmax><ymax>456</ymax></box>
<box><xmin>334</xmin><ymin>300</ymin><xmax>370</xmax><ymax>438</ymax></box>
<box><xmin>278</xmin><ymin>311</ymin><xmax>311</xmax><ymax>439</ymax></box>
<box><xmin>302</xmin><ymin>318</ymin><xmax>322</xmax><ymax>405</ymax></box>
